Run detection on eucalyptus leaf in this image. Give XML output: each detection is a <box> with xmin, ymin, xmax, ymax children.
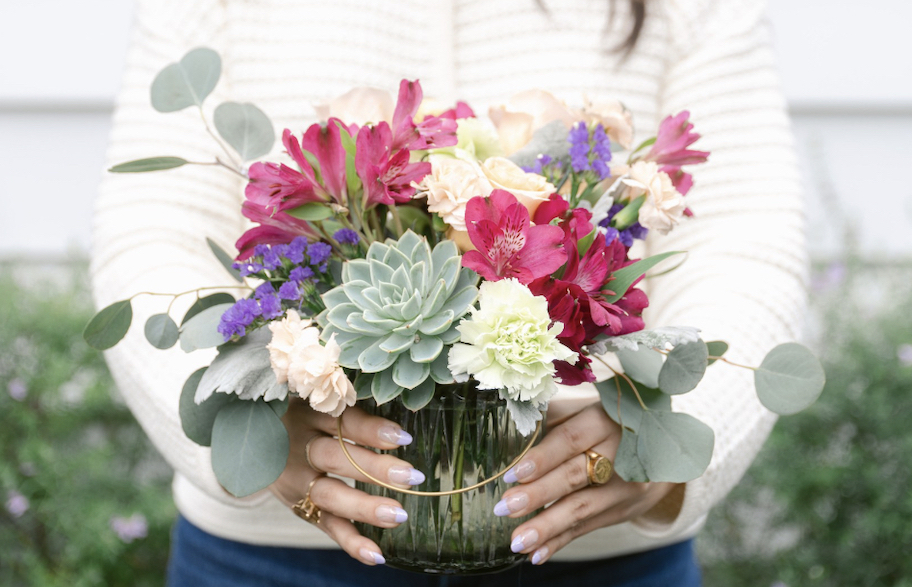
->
<box><xmin>614</xmin><ymin>430</ymin><xmax>649</xmax><ymax>482</ymax></box>
<box><xmin>179</xmin><ymin>367</ymin><xmax>235</xmax><ymax>446</ymax></box>
<box><xmin>179</xmin><ymin>303</ymin><xmax>234</xmax><ymax>352</ymax></box>
<box><xmin>109</xmin><ymin>157</ymin><xmax>188</xmax><ymax>173</ymax></box>
<box><xmin>596</xmin><ymin>376</ymin><xmax>670</xmax><ymax>432</ymax></box>
<box><xmin>213</xmin><ymin>102</ymin><xmax>275</xmax><ymax>161</ymax></box>
<box><xmin>150</xmin><ymin>47</ymin><xmax>221</xmax><ymax>112</ymax></box>
<box><xmin>706</xmin><ymin>340</ymin><xmax>729</xmax><ymax>366</ymax></box>
<box><xmin>592</xmin><ymin>326</ymin><xmax>702</xmax><ymax>354</ymax></box>
<box><xmin>603</xmin><ymin>252</ymin><xmax>684</xmax><ymax>304</ymax></box>
<box><xmin>657</xmin><ymin>340</ymin><xmax>708</xmax><ymax>395</ymax></box>
<box><xmin>195</xmin><ymin>328</ymin><xmax>287</xmax><ymax>403</ymax></box>
<box><xmin>401</xmin><ymin>377</ymin><xmax>435</xmax><ymax>411</ymax></box>
<box><xmin>210</xmin><ymin>401</ymin><xmax>289</xmax><ymax>497</ymax></box>
<box><xmin>206</xmin><ymin>237</ymin><xmax>242</xmax><ymax>283</ymax></box>
<box><xmin>268</xmin><ymin>396</ymin><xmax>289</xmax><ymax>417</ymax></box>
<box><xmin>637</xmin><ymin>410</ymin><xmax>714</xmax><ymax>483</ymax></box>
<box><xmin>616</xmin><ymin>344</ymin><xmax>664</xmax><ymax>388</ymax></box>
<box><xmin>182</xmin><ymin>293</ymin><xmax>236</xmax><ymax>325</ymax></box>
<box><xmin>287</xmin><ymin>203</ymin><xmax>334</xmax><ymax>221</ymax></box>
<box><xmin>144</xmin><ymin>313</ymin><xmax>179</xmax><ymax>349</ymax></box>
<box><xmin>504</xmin><ymin>397</ymin><xmax>543</xmax><ymax>437</ymax></box>
<box><xmin>754</xmin><ymin>342</ymin><xmax>825</xmax><ymax>415</ymax></box>
<box><xmin>83</xmin><ymin>300</ymin><xmax>133</xmax><ymax>350</ymax></box>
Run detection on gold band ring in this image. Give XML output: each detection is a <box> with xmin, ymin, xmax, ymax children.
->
<box><xmin>291</xmin><ymin>475</ymin><xmax>325</xmax><ymax>525</ymax></box>
<box><xmin>304</xmin><ymin>434</ymin><xmax>325</xmax><ymax>474</ymax></box>
<box><xmin>585</xmin><ymin>450</ymin><xmax>614</xmax><ymax>486</ymax></box>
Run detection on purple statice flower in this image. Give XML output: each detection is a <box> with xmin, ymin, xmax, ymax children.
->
<box><xmin>568</xmin><ymin>122</ymin><xmax>591</xmax><ymax>172</ymax></box>
<box><xmin>278</xmin><ymin>281</ymin><xmax>302</xmax><ymax>300</ymax></box>
<box><xmin>253</xmin><ymin>244</ymin><xmax>271</xmax><ymax>257</ymax></box>
<box><xmin>5</xmin><ymin>490</ymin><xmax>29</xmax><ymax>518</ymax></box>
<box><xmin>604</xmin><ymin>226</ymin><xmax>620</xmax><ymax>245</ymax></box>
<box><xmin>628</xmin><ymin>222</ymin><xmax>649</xmax><ymax>240</ymax></box>
<box><xmin>333</xmin><ymin>228</ymin><xmax>360</xmax><ymax>246</ymax></box>
<box><xmin>233</xmin><ymin>258</ymin><xmax>264</xmax><ymax>277</ymax></box>
<box><xmin>522</xmin><ymin>154</ymin><xmax>554</xmax><ymax>174</ymax></box>
<box><xmin>258</xmin><ymin>294</ymin><xmax>283</xmax><ymax>320</ymax></box>
<box><xmin>591</xmin><ymin>124</ymin><xmax>612</xmax><ymax>180</ymax></box>
<box><xmin>307</xmin><ymin>242</ymin><xmax>332</xmax><ymax>266</ymax></box>
<box><xmin>254</xmin><ymin>282</ymin><xmax>275</xmax><ymax>299</ymax></box>
<box><xmin>568</xmin><ymin>122</ymin><xmax>613</xmax><ymax>180</ymax></box>
<box><xmin>7</xmin><ymin>378</ymin><xmax>26</xmax><ymax>401</ymax></box>
<box><xmin>289</xmin><ymin>266</ymin><xmax>314</xmax><ymax>282</ymax></box>
<box><xmin>217</xmin><ymin>298</ymin><xmax>261</xmax><ymax>340</ymax></box>
<box><xmin>286</xmin><ymin>237</ymin><xmax>308</xmax><ymax>264</ymax></box>
<box><xmin>618</xmin><ymin>229</ymin><xmax>634</xmax><ymax>247</ymax></box>
<box><xmin>110</xmin><ymin>513</ymin><xmax>148</xmax><ymax>543</ymax></box>
<box><xmin>599</xmin><ymin>204</ymin><xmax>625</xmax><ymax>228</ymax></box>
<box><xmin>262</xmin><ymin>244</ymin><xmax>289</xmax><ymax>271</ymax></box>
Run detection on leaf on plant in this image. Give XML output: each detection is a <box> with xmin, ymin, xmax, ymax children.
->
<box><xmin>614</xmin><ymin>429</ymin><xmax>649</xmax><ymax>483</ymax></box>
<box><xmin>401</xmin><ymin>377</ymin><xmax>435</xmax><ymax>411</ymax></box>
<box><xmin>287</xmin><ymin>203</ymin><xmax>334</xmax><ymax>221</ymax></box>
<box><xmin>268</xmin><ymin>396</ymin><xmax>289</xmax><ymax>418</ymax></box>
<box><xmin>210</xmin><ymin>401</ymin><xmax>289</xmax><ymax>497</ymax></box>
<box><xmin>182</xmin><ymin>293</ymin><xmax>237</xmax><ymax>325</ymax></box>
<box><xmin>354</xmin><ymin>372</ymin><xmax>375</xmax><ymax>400</ymax></box>
<box><xmin>657</xmin><ymin>340</ymin><xmax>708</xmax><ymax>395</ymax></box>
<box><xmin>195</xmin><ymin>328</ymin><xmax>287</xmax><ymax>403</ymax></box>
<box><xmin>179</xmin><ymin>367</ymin><xmax>235</xmax><ymax>446</ymax></box>
<box><xmin>706</xmin><ymin>340</ymin><xmax>729</xmax><ymax>366</ymax></box>
<box><xmin>179</xmin><ymin>303</ymin><xmax>234</xmax><ymax>352</ymax></box>
<box><xmin>637</xmin><ymin>410</ymin><xmax>714</xmax><ymax>483</ymax></box>
<box><xmin>213</xmin><ymin>102</ymin><xmax>275</xmax><ymax>161</ymax></box>
<box><xmin>109</xmin><ymin>157</ymin><xmax>188</xmax><ymax>173</ymax></box>
<box><xmin>504</xmin><ymin>397</ymin><xmax>543</xmax><ymax>437</ymax></box>
<box><xmin>616</xmin><ymin>344</ymin><xmax>664</xmax><ymax>389</ymax></box>
<box><xmin>83</xmin><ymin>300</ymin><xmax>133</xmax><ymax>350</ymax></box>
<box><xmin>150</xmin><ymin>47</ymin><xmax>221</xmax><ymax>112</ymax></box>
<box><xmin>596</xmin><ymin>376</ymin><xmax>670</xmax><ymax>432</ymax></box>
<box><xmin>144</xmin><ymin>313</ymin><xmax>179</xmax><ymax>349</ymax></box>
<box><xmin>206</xmin><ymin>237</ymin><xmax>242</xmax><ymax>283</ymax></box>
<box><xmin>371</xmin><ymin>369</ymin><xmax>404</xmax><ymax>404</ymax></box>
<box><xmin>755</xmin><ymin>342</ymin><xmax>825</xmax><ymax>415</ymax></box>
<box><xmin>603</xmin><ymin>252</ymin><xmax>684</xmax><ymax>304</ymax></box>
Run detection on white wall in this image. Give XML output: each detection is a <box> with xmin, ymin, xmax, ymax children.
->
<box><xmin>1</xmin><ymin>0</ymin><xmax>911</xmax><ymax>259</ymax></box>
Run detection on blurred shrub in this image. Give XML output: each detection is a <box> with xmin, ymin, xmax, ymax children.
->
<box><xmin>700</xmin><ymin>261</ymin><xmax>912</xmax><ymax>587</ymax></box>
<box><xmin>0</xmin><ymin>263</ymin><xmax>174</xmax><ymax>587</ymax></box>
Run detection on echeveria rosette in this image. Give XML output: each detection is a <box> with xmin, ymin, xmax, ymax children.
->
<box><xmin>317</xmin><ymin>231</ymin><xmax>479</xmax><ymax>409</ymax></box>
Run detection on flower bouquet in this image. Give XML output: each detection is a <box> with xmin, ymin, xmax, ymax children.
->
<box><xmin>86</xmin><ymin>48</ymin><xmax>825</xmax><ymax>574</ymax></box>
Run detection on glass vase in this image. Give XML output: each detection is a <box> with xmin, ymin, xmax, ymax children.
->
<box><xmin>355</xmin><ymin>385</ymin><xmax>541</xmax><ymax>575</ymax></box>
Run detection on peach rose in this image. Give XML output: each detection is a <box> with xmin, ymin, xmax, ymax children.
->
<box><xmin>488</xmin><ymin>90</ymin><xmax>577</xmax><ymax>155</ymax></box>
<box><xmin>314</xmin><ymin>86</ymin><xmax>394</xmax><ymax>126</ymax></box>
<box><xmin>622</xmin><ymin>161</ymin><xmax>686</xmax><ymax>235</ymax></box>
<box><xmin>579</xmin><ymin>99</ymin><xmax>635</xmax><ymax>150</ymax></box>
<box><xmin>481</xmin><ymin>157</ymin><xmax>556</xmax><ymax>217</ymax></box>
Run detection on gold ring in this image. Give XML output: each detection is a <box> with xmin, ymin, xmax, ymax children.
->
<box><xmin>291</xmin><ymin>475</ymin><xmax>324</xmax><ymax>525</ymax></box>
<box><xmin>304</xmin><ymin>435</ymin><xmax>325</xmax><ymax>474</ymax></box>
<box><xmin>585</xmin><ymin>450</ymin><xmax>613</xmax><ymax>486</ymax></box>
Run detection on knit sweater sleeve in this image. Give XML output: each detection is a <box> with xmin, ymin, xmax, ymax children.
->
<box><xmin>90</xmin><ymin>0</ymin><xmax>258</xmax><ymax>505</ymax></box>
<box><xmin>631</xmin><ymin>0</ymin><xmax>807</xmax><ymax>536</ymax></box>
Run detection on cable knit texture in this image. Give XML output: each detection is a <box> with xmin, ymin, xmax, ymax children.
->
<box><xmin>91</xmin><ymin>0</ymin><xmax>806</xmax><ymax>560</ymax></box>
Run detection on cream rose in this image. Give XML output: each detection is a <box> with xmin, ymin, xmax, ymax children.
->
<box><xmin>314</xmin><ymin>86</ymin><xmax>394</xmax><ymax>126</ymax></box>
<box><xmin>286</xmin><ymin>333</ymin><xmax>355</xmax><ymax>417</ymax></box>
<box><xmin>579</xmin><ymin>99</ymin><xmax>635</xmax><ymax>150</ymax></box>
<box><xmin>420</xmin><ymin>155</ymin><xmax>493</xmax><ymax>231</ymax></box>
<box><xmin>481</xmin><ymin>157</ymin><xmax>556</xmax><ymax>217</ymax></box>
<box><xmin>488</xmin><ymin>90</ymin><xmax>577</xmax><ymax>155</ymax></box>
<box><xmin>622</xmin><ymin>161</ymin><xmax>686</xmax><ymax>235</ymax></box>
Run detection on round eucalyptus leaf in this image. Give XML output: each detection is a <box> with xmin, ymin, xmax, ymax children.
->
<box><xmin>755</xmin><ymin>342</ymin><xmax>825</xmax><ymax>415</ymax></box>
<box><xmin>637</xmin><ymin>410</ymin><xmax>714</xmax><ymax>483</ymax></box>
<box><xmin>596</xmin><ymin>376</ymin><xmax>670</xmax><ymax>433</ymax></box>
<box><xmin>657</xmin><ymin>340</ymin><xmax>708</xmax><ymax>395</ymax></box>
<box><xmin>616</xmin><ymin>344</ymin><xmax>664</xmax><ymax>388</ymax></box>
<box><xmin>178</xmin><ymin>368</ymin><xmax>235</xmax><ymax>446</ymax></box>
<box><xmin>109</xmin><ymin>157</ymin><xmax>188</xmax><ymax>173</ymax></box>
<box><xmin>144</xmin><ymin>313</ymin><xmax>179</xmax><ymax>349</ymax></box>
<box><xmin>210</xmin><ymin>401</ymin><xmax>289</xmax><ymax>497</ymax></box>
<box><xmin>179</xmin><ymin>303</ymin><xmax>234</xmax><ymax>352</ymax></box>
<box><xmin>706</xmin><ymin>340</ymin><xmax>729</xmax><ymax>366</ymax></box>
<box><xmin>83</xmin><ymin>300</ymin><xmax>133</xmax><ymax>350</ymax></box>
<box><xmin>613</xmin><ymin>430</ymin><xmax>649</xmax><ymax>483</ymax></box>
<box><xmin>182</xmin><ymin>293</ymin><xmax>237</xmax><ymax>326</ymax></box>
<box><xmin>213</xmin><ymin>102</ymin><xmax>275</xmax><ymax>161</ymax></box>
<box><xmin>151</xmin><ymin>47</ymin><xmax>221</xmax><ymax>112</ymax></box>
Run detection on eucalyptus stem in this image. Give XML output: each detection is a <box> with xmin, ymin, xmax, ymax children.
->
<box><xmin>198</xmin><ymin>107</ymin><xmax>242</xmax><ymax>170</ymax></box>
<box><xmin>711</xmin><ymin>356</ymin><xmax>758</xmax><ymax>371</ymax></box>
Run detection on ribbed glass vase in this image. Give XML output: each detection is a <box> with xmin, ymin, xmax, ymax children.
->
<box><xmin>355</xmin><ymin>385</ymin><xmax>540</xmax><ymax>575</ymax></box>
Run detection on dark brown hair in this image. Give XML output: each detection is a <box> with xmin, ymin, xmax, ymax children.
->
<box><xmin>535</xmin><ymin>0</ymin><xmax>647</xmax><ymax>54</ymax></box>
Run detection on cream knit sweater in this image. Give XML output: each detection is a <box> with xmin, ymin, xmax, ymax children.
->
<box><xmin>91</xmin><ymin>0</ymin><xmax>807</xmax><ymax>561</ymax></box>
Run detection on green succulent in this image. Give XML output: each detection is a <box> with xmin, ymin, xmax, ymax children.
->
<box><xmin>318</xmin><ymin>230</ymin><xmax>479</xmax><ymax>409</ymax></box>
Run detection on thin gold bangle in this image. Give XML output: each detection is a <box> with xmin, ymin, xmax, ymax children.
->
<box><xmin>335</xmin><ymin>415</ymin><xmax>541</xmax><ymax>497</ymax></box>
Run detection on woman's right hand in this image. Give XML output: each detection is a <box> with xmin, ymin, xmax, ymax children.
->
<box><xmin>269</xmin><ymin>399</ymin><xmax>425</xmax><ymax>566</ymax></box>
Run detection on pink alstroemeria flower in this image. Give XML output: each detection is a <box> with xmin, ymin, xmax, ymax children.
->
<box><xmin>355</xmin><ymin>122</ymin><xmax>431</xmax><ymax>208</ymax></box>
<box><xmin>435</xmin><ymin>101</ymin><xmax>476</xmax><ymax>121</ymax></box>
<box><xmin>390</xmin><ymin>80</ymin><xmax>458</xmax><ymax>152</ymax></box>
<box><xmin>236</xmin><ymin>201</ymin><xmax>319</xmax><ymax>259</ymax></box>
<box><xmin>645</xmin><ymin>111</ymin><xmax>709</xmax><ymax>197</ymax></box>
<box><xmin>461</xmin><ymin>189</ymin><xmax>566</xmax><ymax>283</ymax></box>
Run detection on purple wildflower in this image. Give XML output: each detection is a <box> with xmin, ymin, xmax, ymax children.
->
<box><xmin>217</xmin><ymin>298</ymin><xmax>261</xmax><ymax>340</ymax></box>
<box><xmin>254</xmin><ymin>282</ymin><xmax>275</xmax><ymax>299</ymax></box>
<box><xmin>7</xmin><ymin>378</ymin><xmax>26</xmax><ymax>401</ymax></box>
<box><xmin>253</xmin><ymin>244</ymin><xmax>270</xmax><ymax>257</ymax></box>
<box><xmin>628</xmin><ymin>222</ymin><xmax>649</xmax><ymax>240</ymax></box>
<box><xmin>333</xmin><ymin>228</ymin><xmax>360</xmax><ymax>246</ymax></box>
<box><xmin>307</xmin><ymin>242</ymin><xmax>332</xmax><ymax>266</ymax></box>
<box><xmin>286</xmin><ymin>237</ymin><xmax>308</xmax><ymax>264</ymax></box>
<box><xmin>5</xmin><ymin>491</ymin><xmax>29</xmax><ymax>518</ymax></box>
<box><xmin>568</xmin><ymin>122</ymin><xmax>591</xmax><ymax>172</ymax></box>
<box><xmin>233</xmin><ymin>258</ymin><xmax>264</xmax><ymax>277</ymax></box>
<box><xmin>567</xmin><ymin>122</ymin><xmax>612</xmax><ymax>180</ymax></box>
<box><xmin>262</xmin><ymin>244</ymin><xmax>288</xmax><ymax>271</ymax></box>
<box><xmin>289</xmin><ymin>266</ymin><xmax>314</xmax><ymax>282</ymax></box>
<box><xmin>110</xmin><ymin>513</ymin><xmax>148</xmax><ymax>543</ymax></box>
<box><xmin>259</xmin><ymin>294</ymin><xmax>284</xmax><ymax>320</ymax></box>
<box><xmin>278</xmin><ymin>281</ymin><xmax>302</xmax><ymax>300</ymax></box>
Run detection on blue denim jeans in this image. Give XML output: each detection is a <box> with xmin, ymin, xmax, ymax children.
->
<box><xmin>167</xmin><ymin>515</ymin><xmax>702</xmax><ymax>587</ymax></box>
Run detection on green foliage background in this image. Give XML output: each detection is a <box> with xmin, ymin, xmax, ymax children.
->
<box><xmin>1</xmin><ymin>260</ymin><xmax>910</xmax><ymax>585</ymax></box>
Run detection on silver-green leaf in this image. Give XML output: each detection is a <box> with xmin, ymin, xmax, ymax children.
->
<box><xmin>755</xmin><ymin>342</ymin><xmax>825</xmax><ymax>415</ymax></box>
<box><xmin>151</xmin><ymin>47</ymin><xmax>221</xmax><ymax>112</ymax></box>
<box><xmin>614</xmin><ymin>429</ymin><xmax>649</xmax><ymax>483</ymax></box>
<box><xmin>637</xmin><ymin>410</ymin><xmax>714</xmax><ymax>483</ymax></box>
<box><xmin>182</xmin><ymin>293</ymin><xmax>237</xmax><ymax>325</ymax></box>
<box><xmin>195</xmin><ymin>328</ymin><xmax>287</xmax><ymax>403</ymax></box>
<box><xmin>706</xmin><ymin>340</ymin><xmax>729</xmax><ymax>366</ymax></box>
<box><xmin>144</xmin><ymin>313</ymin><xmax>179</xmax><ymax>349</ymax></box>
<box><xmin>206</xmin><ymin>237</ymin><xmax>242</xmax><ymax>283</ymax></box>
<box><xmin>179</xmin><ymin>367</ymin><xmax>235</xmax><ymax>446</ymax></box>
<box><xmin>179</xmin><ymin>302</ymin><xmax>234</xmax><ymax>352</ymax></box>
<box><xmin>596</xmin><ymin>376</ymin><xmax>670</xmax><ymax>433</ymax></box>
<box><xmin>657</xmin><ymin>340</ymin><xmax>708</xmax><ymax>395</ymax></box>
<box><xmin>109</xmin><ymin>157</ymin><xmax>188</xmax><ymax>173</ymax></box>
<box><xmin>213</xmin><ymin>102</ymin><xmax>275</xmax><ymax>161</ymax></box>
<box><xmin>83</xmin><ymin>300</ymin><xmax>133</xmax><ymax>350</ymax></box>
<box><xmin>616</xmin><ymin>344</ymin><xmax>664</xmax><ymax>388</ymax></box>
<box><xmin>210</xmin><ymin>401</ymin><xmax>289</xmax><ymax>497</ymax></box>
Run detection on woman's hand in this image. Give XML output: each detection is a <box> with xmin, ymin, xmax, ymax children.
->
<box><xmin>269</xmin><ymin>399</ymin><xmax>425</xmax><ymax>566</ymax></box>
<box><xmin>493</xmin><ymin>400</ymin><xmax>679</xmax><ymax>564</ymax></box>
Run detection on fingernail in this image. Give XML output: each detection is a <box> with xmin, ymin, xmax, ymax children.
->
<box><xmin>388</xmin><ymin>466</ymin><xmax>426</xmax><ymax>486</ymax></box>
<box><xmin>378</xmin><ymin>425</ymin><xmax>412</xmax><ymax>446</ymax></box>
<box><xmin>531</xmin><ymin>547</ymin><xmax>549</xmax><ymax>565</ymax></box>
<box><xmin>359</xmin><ymin>547</ymin><xmax>386</xmax><ymax>565</ymax></box>
<box><xmin>375</xmin><ymin>504</ymin><xmax>408</xmax><ymax>524</ymax></box>
<box><xmin>493</xmin><ymin>492</ymin><xmax>529</xmax><ymax>517</ymax></box>
<box><xmin>510</xmin><ymin>528</ymin><xmax>539</xmax><ymax>553</ymax></box>
<box><xmin>504</xmin><ymin>460</ymin><xmax>535</xmax><ymax>484</ymax></box>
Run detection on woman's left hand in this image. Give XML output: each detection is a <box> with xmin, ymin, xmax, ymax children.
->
<box><xmin>493</xmin><ymin>400</ymin><xmax>679</xmax><ymax>565</ymax></box>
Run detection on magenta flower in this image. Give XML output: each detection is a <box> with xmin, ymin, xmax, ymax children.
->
<box><xmin>435</xmin><ymin>101</ymin><xmax>476</xmax><ymax>121</ymax></box>
<box><xmin>236</xmin><ymin>201</ymin><xmax>318</xmax><ymax>259</ymax></box>
<box><xmin>390</xmin><ymin>79</ymin><xmax>458</xmax><ymax>152</ymax></box>
<box><xmin>461</xmin><ymin>190</ymin><xmax>566</xmax><ymax>283</ymax></box>
<box><xmin>646</xmin><ymin>111</ymin><xmax>710</xmax><ymax>168</ymax></box>
<box><xmin>355</xmin><ymin>121</ymin><xmax>431</xmax><ymax>208</ymax></box>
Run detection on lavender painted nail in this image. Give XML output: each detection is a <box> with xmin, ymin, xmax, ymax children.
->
<box><xmin>510</xmin><ymin>529</ymin><xmax>539</xmax><ymax>553</ymax></box>
<box><xmin>531</xmin><ymin>547</ymin><xmax>549</xmax><ymax>565</ymax></box>
<box><xmin>388</xmin><ymin>466</ymin><xmax>426</xmax><ymax>486</ymax></box>
<box><xmin>359</xmin><ymin>547</ymin><xmax>386</xmax><ymax>565</ymax></box>
<box><xmin>504</xmin><ymin>460</ymin><xmax>535</xmax><ymax>484</ymax></box>
<box><xmin>378</xmin><ymin>426</ymin><xmax>413</xmax><ymax>446</ymax></box>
